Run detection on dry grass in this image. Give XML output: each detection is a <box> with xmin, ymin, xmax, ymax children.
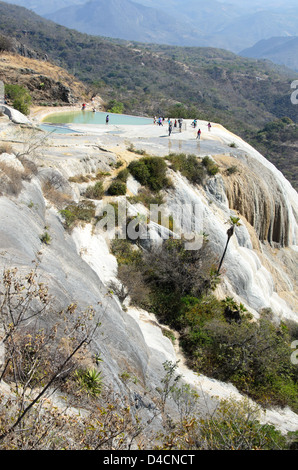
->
<box><xmin>42</xmin><ymin>181</ymin><xmax>73</xmax><ymax>209</ymax></box>
<box><xmin>0</xmin><ymin>156</ymin><xmax>38</xmax><ymax>196</ymax></box>
<box><xmin>0</xmin><ymin>161</ymin><xmax>23</xmax><ymax>195</ymax></box>
<box><xmin>0</xmin><ymin>142</ymin><xmax>13</xmax><ymax>154</ymax></box>
<box><xmin>0</xmin><ymin>53</ymin><xmax>88</xmax><ymax>103</ymax></box>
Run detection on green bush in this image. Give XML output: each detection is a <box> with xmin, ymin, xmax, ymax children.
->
<box><xmin>107</xmin><ymin>180</ymin><xmax>127</xmax><ymax>195</ymax></box>
<box><xmin>84</xmin><ymin>181</ymin><xmax>104</xmax><ymax>199</ymax></box>
<box><xmin>60</xmin><ymin>200</ymin><xmax>96</xmax><ymax>230</ymax></box>
<box><xmin>5</xmin><ymin>84</ymin><xmax>32</xmax><ymax>116</ymax></box>
<box><xmin>179</xmin><ymin>298</ymin><xmax>298</xmax><ymax>412</ymax></box>
<box><xmin>128</xmin><ymin>187</ymin><xmax>165</xmax><ymax>208</ymax></box>
<box><xmin>107</xmin><ymin>99</ymin><xmax>124</xmax><ymax>114</ymax></box>
<box><xmin>116</xmin><ymin>168</ymin><xmax>129</xmax><ymax>183</ymax></box>
<box><xmin>202</xmin><ymin>156</ymin><xmax>219</xmax><ymax>175</ymax></box>
<box><xmin>166</xmin><ymin>153</ymin><xmax>205</xmax><ymax>184</ymax></box>
<box><xmin>128</xmin><ymin>156</ymin><xmax>172</xmax><ymax>191</ymax></box>
<box><xmin>110</xmin><ymin>238</ymin><xmax>142</xmax><ymax>266</ymax></box>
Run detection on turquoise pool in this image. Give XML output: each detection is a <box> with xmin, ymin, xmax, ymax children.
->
<box><xmin>43</xmin><ymin>110</ymin><xmax>152</xmax><ymax>126</ymax></box>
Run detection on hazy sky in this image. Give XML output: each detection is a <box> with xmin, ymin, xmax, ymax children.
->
<box><xmin>217</xmin><ymin>0</ymin><xmax>297</xmax><ymax>7</ymax></box>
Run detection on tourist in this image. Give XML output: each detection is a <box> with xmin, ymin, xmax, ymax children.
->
<box><xmin>208</xmin><ymin>122</ymin><xmax>211</xmax><ymax>131</ymax></box>
<box><xmin>106</xmin><ymin>115</ymin><xmax>109</xmax><ymax>124</ymax></box>
<box><xmin>196</xmin><ymin>129</ymin><xmax>201</xmax><ymax>139</ymax></box>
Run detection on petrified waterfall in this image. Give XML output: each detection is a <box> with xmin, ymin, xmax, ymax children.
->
<box><xmin>223</xmin><ymin>157</ymin><xmax>292</xmax><ymax>247</ymax></box>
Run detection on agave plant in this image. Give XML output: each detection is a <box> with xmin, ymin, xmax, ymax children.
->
<box><xmin>74</xmin><ymin>367</ymin><xmax>103</xmax><ymax>397</ymax></box>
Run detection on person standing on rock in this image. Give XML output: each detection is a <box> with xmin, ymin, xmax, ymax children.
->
<box><xmin>168</xmin><ymin>120</ymin><xmax>173</xmax><ymax>136</ymax></box>
<box><xmin>196</xmin><ymin>128</ymin><xmax>201</xmax><ymax>139</ymax></box>
<box><xmin>178</xmin><ymin>118</ymin><xmax>183</xmax><ymax>132</ymax></box>
<box><xmin>208</xmin><ymin>122</ymin><xmax>211</xmax><ymax>131</ymax></box>
<box><xmin>106</xmin><ymin>114</ymin><xmax>109</xmax><ymax>124</ymax></box>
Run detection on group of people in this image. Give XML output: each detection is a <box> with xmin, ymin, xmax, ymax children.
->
<box><xmin>154</xmin><ymin>116</ymin><xmax>184</xmax><ymax>131</ymax></box>
<box><xmin>167</xmin><ymin>118</ymin><xmax>184</xmax><ymax>135</ymax></box>
<box><xmin>81</xmin><ymin>96</ymin><xmax>98</xmax><ymax>113</ymax></box>
<box><xmin>158</xmin><ymin>116</ymin><xmax>211</xmax><ymax>139</ymax></box>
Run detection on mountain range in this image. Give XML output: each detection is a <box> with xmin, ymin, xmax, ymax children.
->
<box><xmin>45</xmin><ymin>0</ymin><xmax>207</xmax><ymax>47</ymax></box>
<box><xmin>241</xmin><ymin>36</ymin><xmax>298</xmax><ymax>72</ymax></box>
<box><xmin>2</xmin><ymin>0</ymin><xmax>298</xmax><ymax>61</ymax></box>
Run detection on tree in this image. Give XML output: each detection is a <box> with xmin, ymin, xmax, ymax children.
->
<box><xmin>0</xmin><ymin>35</ymin><xmax>12</xmax><ymax>53</ymax></box>
<box><xmin>157</xmin><ymin>397</ymin><xmax>287</xmax><ymax>450</ymax></box>
<box><xmin>0</xmin><ymin>266</ymin><xmax>101</xmax><ymax>447</ymax></box>
<box><xmin>4</xmin><ymin>84</ymin><xmax>32</xmax><ymax>116</ymax></box>
<box><xmin>217</xmin><ymin>216</ymin><xmax>241</xmax><ymax>274</ymax></box>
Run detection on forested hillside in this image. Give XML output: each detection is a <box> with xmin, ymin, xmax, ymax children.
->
<box><xmin>0</xmin><ymin>1</ymin><xmax>297</xmax><ymax>188</ymax></box>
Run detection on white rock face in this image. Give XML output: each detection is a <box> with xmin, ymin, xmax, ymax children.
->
<box><xmin>0</xmin><ymin>104</ymin><xmax>31</xmax><ymax>125</ymax></box>
<box><xmin>0</xmin><ymin>116</ymin><xmax>297</xmax><ymax>434</ymax></box>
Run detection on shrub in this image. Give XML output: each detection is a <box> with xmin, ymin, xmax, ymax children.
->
<box><xmin>128</xmin><ymin>187</ymin><xmax>165</xmax><ymax>207</ymax></box>
<box><xmin>42</xmin><ymin>181</ymin><xmax>72</xmax><ymax>209</ymax></box>
<box><xmin>39</xmin><ymin>231</ymin><xmax>51</xmax><ymax>245</ymax></box>
<box><xmin>166</xmin><ymin>153</ymin><xmax>205</xmax><ymax>184</ymax></box>
<box><xmin>180</xmin><ymin>301</ymin><xmax>298</xmax><ymax>412</ymax></box>
<box><xmin>128</xmin><ymin>156</ymin><xmax>172</xmax><ymax>191</ymax></box>
<box><xmin>127</xmin><ymin>143</ymin><xmax>147</xmax><ymax>155</ymax></box>
<box><xmin>0</xmin><ymin>34</ymin><xmax>12</xmax><ymax>53</ymax></box>
<box><xmin>160</xmin><ymin>396</ymin><xmax>288</xmax><ymax>450</ymax></box>
<box><xmin>107</xmin><ymin>180</ymin><xmax>127</xmax><ymax>195</ymax></box>
<box><xmin>202</xmin><ymin>156</ymin><xmax>219</xmax><ymax>176</ymax></box>
<box><xmin>84</xmin><ymin>181</ymin><xmax>104</xmax><ymax>199</ymax></box>
<box><xmin>116</xmin><ymin>168</ymin><xmax>129</xmax><ymax>183</ymax></box>
<box><xmin>107</xmin><ymin>99</ymin><xmax>124</xmax><ymax>114</ymax></box>
<box><xmin>69</xmin><ymin>174</ymin><xmax>90</xmax><ymax>183</ymax></box>
<box><xmin>60</xmin><ymin>200</ymin><xmax>96</xmax><ymax>230</ymax></box>
<box><xmin>110</xmin><ymin>238</ymin><xmax>142</xmax><ymax>266</ymax></box>
<box><xmin>5</xmin><ymin>84</ymin><xmax>32</xmax><ymax>116</ymax></box>
<box><xmin>225</xmin><ymin>165</ymin><xmax>238</xmax><ymax>175</ymax></box>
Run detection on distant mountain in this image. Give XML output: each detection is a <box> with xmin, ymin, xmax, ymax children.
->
<box><xmin>205</xmin><ymin>8</ymin><xmax>298</xmax><ymax>52</ymax></box>
<box><xmin>241</xmin><ymin>36</ymin><xmax>298</xmax><ymax>72</ymax></box>
<box><xmin>135</xmin><ymin>0</ymin><xmax>244</xmax><ymax>36</ymax></box>
<box><xmin>0</xmin><ymin>0</ymin><xmax>86</xmax><ymax>15</ymax></box>
<box><xmin>45</xmin><ymin>0</ymin><xmax>207</xmax><ymax>47</ymax></box>
<box><xmin>2</xmin><ymin>0</ymin><xmax>298</xmax><ymax>56</ymax></box>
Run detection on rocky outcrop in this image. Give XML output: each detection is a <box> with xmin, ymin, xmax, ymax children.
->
<box><xmin>0</xmin><ymin>53</ymin><xmax>88</xmax><ymax>106</ymax></box>
<box><xmin>0</xmin><ymin>104</ymin><xmax>31</xmax><ymax>124</ymax></box>
<box><xmin>0</xmin><ymin>116</ymin><xmax>297</xmax><ymax>436</ymax></box>
<box><xmin>223</xmin><ymin>158</ymin><xmax>292</xmax><ymax>247</ymax></box>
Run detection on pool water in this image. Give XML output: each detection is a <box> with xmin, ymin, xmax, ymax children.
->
<box><xmin>43</xmin><ymin>110</ymin><xmax>152</xmax><ymax>126</ymax></box>
<box><xmin>39</xmin><ymin>123</ymin><xmax>79</xmax><ymax>134</ymax></box>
